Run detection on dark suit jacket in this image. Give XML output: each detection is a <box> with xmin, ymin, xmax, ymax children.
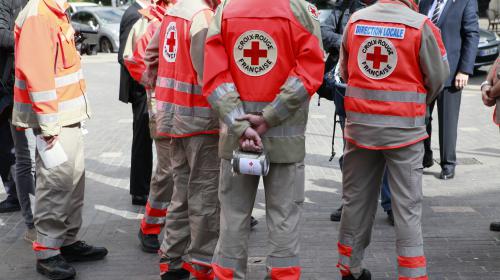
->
<box><xmin>118</xmin><ymin>2</ymin><xmax>146</xmax><ymax>104</ymax></box>
<box><xmin>419</xmin><ymin>0</ymin><xmax>479</xmax><ymax>87</ymax></box>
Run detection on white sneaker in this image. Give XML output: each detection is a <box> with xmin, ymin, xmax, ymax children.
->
<box><xmin>24</xmin><ymin>228</ymin><xmax>36</xmax><ymax>243</ymax></box>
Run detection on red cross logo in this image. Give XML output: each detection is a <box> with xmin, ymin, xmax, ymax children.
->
<box><xmin>308</xmin><ymin>5</ymin><xmax>319</xmax><ymax>18</ymax></box>
<box><xmin>243</xmin><ymin>41</ymin><xmax>267</xmax><ymax>66</ymax></box>
<box><xmin>249</xmin><ymin>161</ymin><xmax>254</xmax><ymax>167</ymax></box>
<box><xmin>166</xmin><ymin>32</ymin><xmax>176</xmax><ymax>53</ymax></box>
<box><xmin>366</xmin><ymin>46</ymin><xmax>388</xmax><ymax>69</ymax></box>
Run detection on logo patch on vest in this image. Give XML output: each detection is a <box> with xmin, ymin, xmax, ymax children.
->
<box><xmin>307</xmin><ymin>4</ymin><xmax>320</xmax><ymax>21</ymax></box>
<box><xmin>233</xmin><ymin>30</ymin><xmax>278</xmax><ymax>77</ymax></box>
<box><xmin>354</xmin><ymin>25</ymin><xmax>405</xmax><ymax>39</ymax></box>
<box><xmin>163</xmin><ymin>22</ymin><xmax>178</xmax><ymax>62</ymax></box>
<box><xmin>357</xmin><ymin>37</ymin><xmax>397</xmax><ymax>80</ymax></box>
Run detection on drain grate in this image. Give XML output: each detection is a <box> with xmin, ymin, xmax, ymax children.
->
<box><xmin>456</xmin><ymin>157</ymin><xmax>482</xmax><ymax>165</ymax></box>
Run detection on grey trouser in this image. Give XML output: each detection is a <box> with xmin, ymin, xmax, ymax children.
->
<box><xmin>212</xmin><ymin>160</ymin><xmax>305</xmax><ymax>280</ymax></box>
<box><xmin>140</xmin><ymin>138</ymin><xmax>174</xmax><ymax>235</ymax></box>
<box><xmin>10</xmin><ymin>125</ymin><xmax>36</xmax><ymax>229</ymax></box>
<box><xmin>33</xmin><ymin>124</ymin><xmax>85</xmax><ymax>259</ymax></box>
<box><xmin>338</xmin><ymin>141</ymin><xmax>427</xmax><ymax>279</ymax></box>
<box><xmin>160</xmin><ymin>135</ymin><xmax>220</xmax><ymax>279</ymax></box>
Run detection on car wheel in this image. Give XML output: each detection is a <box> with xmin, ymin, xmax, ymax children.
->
<box><xmin>100</xmin><ymin>38</ymin><xmax>112</xmax><ymax>53</ymax></box>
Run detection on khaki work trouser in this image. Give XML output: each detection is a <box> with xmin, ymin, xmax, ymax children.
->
<box><xmin>338</xmin><ymin>141</ymin><xmax>427</xmax><ymax>280</ymax></box>
<box><xmin>160</xmin><ymin>134</ymin><xmax>220</xmax><ymax>279</ymax></box>
<box><xmin>33</xmin><ymin>124</ymin><xmax>85</xmax><ymax>259</ymax></box>
<box><xmin>140</xmin><ymin>138</ymin><xmax>174</xmax><ymax>235</ymax></box>
<box><xmin>212</xmin><ymin>160</ymin><xmax>305</xmax><ymax>280</ymax></box>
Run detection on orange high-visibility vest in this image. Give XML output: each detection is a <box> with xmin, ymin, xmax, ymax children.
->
<box><xmin>12</xmin><ymin>0</ymin><xmax>90</xmax><ymax>137</ymax></box>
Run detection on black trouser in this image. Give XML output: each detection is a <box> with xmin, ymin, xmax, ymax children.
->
<box><xmin>130</xmin><ymin>94</ymin><xmax>153</xmax><ymax>196</ymax></box>
<box><xmin>424</xmin><ymin>87</ymin><xmax>462</xmax><ymax>171</ymax></box>
<box><xmin>0</xmin><ymin>116</ymin><xmax>16</xmax><ymax>202</ymax></box>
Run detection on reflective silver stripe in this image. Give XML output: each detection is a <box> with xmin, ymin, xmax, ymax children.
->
<box><xmin>242</xmin><ymin>101</ymin><xmax>268</xmax><ymax>113</ymax></box>
<box><xmin>398</xmin><ymin>267</ymin><xmax>427</xmax><ymax>278</ymax></box>
<box><xmin>15</xmin><ymin>78</ymin><xmax>26</xmax><ymax>90</ymax></box>
<box><xmin>148</xmin><ymin>199</ymin><xmax>170</xmax><ymax>210</ymax></box>
<box><xmin>37</xmin><ymin>235</ymin><xmax>64</xmax><ymax>248</ymax></box>
<box><xmin>267</xmin><ymin>256</ymin><xmax>300</xmax><ymax>268</ymax></box>
<box><xmin>268</xmin><ymin>76</ymin><xmax>309</xmax><ymax>120</ymax></box>
<box><xmin>157</xmin><ymin>101</ymin><xmax>215</xmax><ymax>118</ymax></box>
<box><xmin>14</xmin><ymin>95</ymin><xmax>88</xmax><ymax>113</ymax></box>
<box><xmin>29</xmin><ymin>90</ymin><xmax>57</xmax><ymax>103</ymax></box>
<box><xmin>347</xmin><ymin>111</ymin><xmax>425</xmax><ymax>127</ymax></box>
<box><xmin>191</xmin><ymin>257</ymin><xmax>213</xmax><ymax>267</ymax></box>
<box><xmin>38</xmin><ymin>113</ymin><xmax>59</xmax><ymax>124</ymax></box>
<box><xmin>144</xmin><ymin>216</ymin><xmax>166</xmax><ymax>225</ymax></box>
<box><xmin>264</xmin><ymin>125</ymin><xmax>305</xmax><ymax>137</ymax></box>
<box><xmin>269</xmin><ymin>97</ymin><xmax>291</xmax><ymax>120</ymax></box>
<box><xmin>156</xmin><ymin>77</ymin><xmax>202</xmax><ymax>95</ymax></box>
<box><xmin>35</xmin><ymin>249</ymin><xmax>61</xmax><ymax>260</ymax></box>
<box><xmin>216</xmin><ymin>256</ymin><xmax>244</xmax><ymax>270</ymax></box>
<box><xmin>223</xmin><ymin>105</ymin><xmax>245</xmax><ymax>127</ymax></box>
<box><xmin>55</xmin><ymin>69</ymin><xmax>84</xmax><ymax>88</ymax></box>
<box><xmin>207</xmin><ymin>83</ymin><xmax>236</xmax><ymax>104</ymax></box>
<box><xmin>397</xmin><ymin>246</ymin><xmax>424</xmax><ymax>257</ymax></box>
<box><xmin>347</xmin><ymin>87</ymin><xmax>426</xmax><ymax>104</ymax></box>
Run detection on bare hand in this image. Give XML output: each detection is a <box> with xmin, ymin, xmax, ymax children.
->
<box><xmin>43</xmin><ymin>135</ymin><xmax>59</xmax><ymax>150</ymax></box>
<box><xmin>239</xmin><ymin>127</ymin><xmax>263</xmax><ymax>152</ymax></box>
<box><xmin>454</xmin><ymin>72</ymin><xmax>469</xmax><ymax>90</ymax></box>
<box><xmin>236</xmin><ymin>114</ymin><xmax>270</xmax><ymax>136</ymax></box>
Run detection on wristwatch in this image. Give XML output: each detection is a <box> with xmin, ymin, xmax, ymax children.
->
<box><xmin>480</xmin><ymin>80</ymin><xmax>491</xmax><ymax>91</ymax></box>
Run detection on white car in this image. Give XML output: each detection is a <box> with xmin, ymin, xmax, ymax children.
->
<box><xmin>68</xmin><ymin>2</ymin><xmax>99</xmax><ymax>15</ymax></box>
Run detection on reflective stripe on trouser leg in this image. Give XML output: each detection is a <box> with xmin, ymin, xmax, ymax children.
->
<box><xmin>338</xmin><ymin>142</ymin><xmax>386</xmax><ymax>277</ymax></box>
<box><xmin>33</xmin><ymin>125</ymin><xmax>85</xmax><ymax>258</ymax></box>
<box><xmin>383</xmin><ymin>142</ymin><xmax>426</xmax><ymax>280</ymax></box>
<box><xmin>213</xmin><ymin>159</ymin><xmax>260</xmax><ymax>280</ymax></box>
<box><xmin>141</xmin><ymin>138</ymin><xmax>173</xmax><ymax>235</ymax></box>
<box><xmin>160</xmin><ymin>135</ymin><xmax>220</xmax><ymax>278</ymax></box>
<box><xmin>263</xmin><ymin>162</ymin><xmax>304</xmax><ymax>280</ymax></box>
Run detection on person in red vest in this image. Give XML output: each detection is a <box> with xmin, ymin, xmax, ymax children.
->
<box><xmin>124</xmin><ymin>0</ymin><xmax>176</xmax><ymax>254</ymax></box>
<box><xmin>203</xmin><ymin>0</ymin><xmax>324</xmax><ymax>279</ymax></box>
<box><xmin>335</xmin><ymin>0</ymin><xmax>449</xmax><ymax>279</ymax></box>
<box><xmin>142</xmin><ymin>0</ymin><xmax>221</xmax><ymax>279</ymax></box>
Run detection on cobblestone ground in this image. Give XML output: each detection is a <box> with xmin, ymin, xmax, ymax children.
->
<box><xmin>1</xmin><ymin>54</ymin><xmax>499</xmax><ymax>280</ymax></box>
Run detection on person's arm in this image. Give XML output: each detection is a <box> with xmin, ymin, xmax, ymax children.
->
<box><xmin>338</xmin><ymin>21</ymin><xmax>351</xmax><ymax>82</ymax></box>
<box><xmin>419</xmin><ymin>20</ymin><xmax>450</xmax><ymax>104</ymax></box>
<box><xmin>454</xmin><ymin>0</ymin><xmax>479</xmax><ymax>89</ymax></box>
<box><xmin>190</xmin><ymin>9</ymin><xmax>214</xmax><ymax>85</ymax></box>
<box><xmin>141</xmin><ymin>26</ymin><xmax>160</xmax><ymax>89</ymax></box>
<box><xmin>0</xmin><ymin>0</ymin><xmax>14</xmax><ymax>51</ymax></box>
<box><xmin>260</xmin><ymin>0</ymin><xmax>325</xmax><ymax>128</ymax></box>
<box><xmin>320</xmin><ymin>10</ymin><xmax>342</xmax><ymax>53</ymax></box>
<box><xmin>124</xmin><ymin>18</ymin><xmax>150</xmax><ymax>82</ymax></box>
<box><xmin>16</xmin><ymin>16</ymin><xmax>59</xmax><ymax>137</ymax></box>
<box><xmin>203</xmin><ymin>3</ymin><xmax>250</xmax><ymax>138</ymax></box>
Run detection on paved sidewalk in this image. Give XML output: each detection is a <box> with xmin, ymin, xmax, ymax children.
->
<box><xmin>1</xmin><ymin>54</ymin><xmax>500</xmax><ymax>280</ymax></box>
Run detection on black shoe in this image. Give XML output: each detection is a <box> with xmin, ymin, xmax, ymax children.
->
<box><xmin>138</xmin><ymin>230</ymin><xmax>160</xmax><ymax>253</ymax></box>
<box><xmin>60</xmin><ymin>241</ymin><xmax>108</xmax><ymax>262</ymax></box>
<box><xmin>0</xmin><ymin>198</ymin><xmax>21</xmax><ymax>213</ymax></box>
<box><xmin>250</xmin><ymin>216</ymin><xmax>258</xmax><ymax>229</ymax></box>
<box><xmin>387</xmin><ymin>210</ymin><xmax>394</xmax><ymax>226</ymax></box>
<box><xmin>439</xmin><ymin>167</ymin><xmax>455</xmax><ymax>180</ymax></box>
<box><xmin>160</xmin><ymin>261</ymin><xmax>190</xmax><ymax>280</ymax></box>
<box><xmin>490</xmin><ymin>222</ymin><xmax>500</xmax><ymax>232</ymax></box>
<box><xmin>36</xmin><ymin>255</ymin><xmax>76</xmax><ymax>280</ymax></box>
<box><xmin>423</xmin><ymin>152</ymin><xmax>434</xmax><ymax>168</ymax></box>
<box><xmin>132</xmin><ymin>195</ymin><xmax>148</xmax><ymax>206</ymax></box>
<box><xmin>342</xmin><ymin>269</ymin><xmax>372</xmax><ymax>280</ymax></box>
<box><xmin>330</xmin><ymin>205</ymin><xmax>343</xmax><ymax>222</ymax></box>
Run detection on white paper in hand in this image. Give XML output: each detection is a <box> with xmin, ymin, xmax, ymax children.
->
<box><xmin>36</xmin><ymin>135</ymin><xmax>68</xmax><ymax>169</ymax></box>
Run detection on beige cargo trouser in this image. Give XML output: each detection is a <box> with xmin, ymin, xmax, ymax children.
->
<box><xmin>140</xmin><ymin>138</ymin><xmax>174</xmax><ymax>235</ymax></box>
<box><xmin>33</xmin><ymin>124</ymin><xmax>85</xmax><ymax>259</ymax></box>
<box><xmin>337</xmin><ymin>141</ymin><xmax>427</xmax><ymax>280</ymax></box>
<box><xmin>212</xmin><ymin>160</ymin><xmax>305</xmax><ymax>280</ymax></box>
<box><xmin>159</xmin><ymin>134</ymin><xmax>220</xmax><ymax>279</ymax></box>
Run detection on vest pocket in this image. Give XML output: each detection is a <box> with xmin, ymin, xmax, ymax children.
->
<box><xmin>57</xmin><ymin>32</ymin><xmax>77</xmax><ymax>69</ymax></box>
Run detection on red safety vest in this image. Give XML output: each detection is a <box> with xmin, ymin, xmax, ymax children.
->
<box><xmin>155</xmin><ymin>1</ymin><xmax>218</xmax><ymax>138</ymax></box>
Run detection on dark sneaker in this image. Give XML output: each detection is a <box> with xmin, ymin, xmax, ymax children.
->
<box><xmin>250</xmin><ymin>216</ymin><xmax>258</xmax><ymax>229</ymax></box>
<box><xmin>36</xmin><ymin>255</ymin><xmax>76</xmax><ymax>280</ymax></box>
<box><xmin>423</xmin><ymin>152</ymin><xmax>434</xmax><ymax>168</ymax></box>
<box><xmin>138</xmin><ymin>230</ymin><xmax>160</xmax><ymax>253</ymax></box>
<box><xmin>60</xmin><ymin>241</ymin><xmax>108</xmax><ymax>262</ymax></box>
<box><xmin>342</xmin><ymin>269</ymin><xmax>372</xmax><ymax>280</ymax></box>
<box><xmin>330</xmin><ymin>205</ymin><xmax>343</xmax><ymax>222</ymax></box>
<box><xmin>0</xmin><ymin>199</ymin><xmax>20</xmax><ymax>213</ymax></box>
<box><xmin>387</xmin><ymin>210</ymin><xmax>394</xmax><ymax>226</ymax></box>
<box><xmin>132</xmin><ymin>195</ymin><xmax>148</xmax><ymax>206</ymax></box>
<box><xmin>490</xmin><ymin>222</ymin><xmax>500</xmax><ymax>232</ymax></box>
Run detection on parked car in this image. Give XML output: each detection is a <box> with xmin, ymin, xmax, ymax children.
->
<box><xmin>68</xmin><ymin>2</ymin><xmax>99</xmax><ymax>15</ymax></box>
<box><xmin>71</xmin><ymin>7</ymin><xmax>123</xmax><ymax>53</ymax></box>
<box><xmin>318</xmin><ymin>8</ymin><xmax>500</xmax><ymax>71</ymax></box>
<box><xmin>73</xmin><ymin>22</ymin><xmax>99</xmax><ymax>55</ymax></box>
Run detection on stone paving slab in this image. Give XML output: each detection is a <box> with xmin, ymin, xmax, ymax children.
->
<box><xmin>0</xmin><ymin>54</ymin><xmax>499</xmax><ymax>280</ymax></box>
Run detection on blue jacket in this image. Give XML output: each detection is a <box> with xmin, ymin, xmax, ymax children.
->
<box><xmin>419</xmin><ymin>0</ymin><xmax>479</xmax><ymax>87</ymax></box>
